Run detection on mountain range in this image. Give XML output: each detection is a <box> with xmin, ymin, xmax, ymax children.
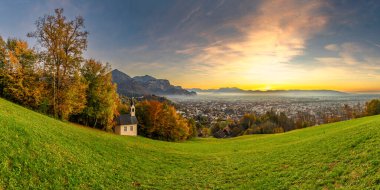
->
<box><xmin>111</xmin><ymin>69</ymin><xmax>196</xmax><ymax>96</ymax></box>
<box><xmin>111</xmin><ymin>69</ymin><xmax>348</xmax><ymax>97</ymax></box>
<box><xmin>187</xmin><ymin>87</ymin><xmax>349</xmax><ymax>96</ymax></box>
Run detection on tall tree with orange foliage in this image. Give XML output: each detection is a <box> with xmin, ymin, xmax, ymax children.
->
<box><xmin>28</xmin><ymin>8</ymin><xmax>88</xmax><ymax>119</ymax></box>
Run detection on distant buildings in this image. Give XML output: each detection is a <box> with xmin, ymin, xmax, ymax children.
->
<box><xmin>171</xmin><ymin>95</ymin><xmax>372</xmax><ymax>126</ymax></box>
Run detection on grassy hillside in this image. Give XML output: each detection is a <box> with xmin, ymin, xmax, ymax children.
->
<box><xmin>1</xmin><ymin>98</ymin><xmax>380</xmax><ymax>189</ymax></box>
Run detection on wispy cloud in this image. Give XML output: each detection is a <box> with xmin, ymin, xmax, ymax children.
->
<box><xmin>177</xmin><ymin>6</ymin><xmax>201</xmax><ymax>28</ymax></box>
<box><xmin>321</xmin><ymin>42</ymin><xmax>380</xmax><ymax>66</ymax></box>
<box><xmin>325</xmin><ymin>44</ymin><xmax>340</xmax><ymax>51</ymax></box>
<box><xmin>316</xmin><ymin>42</ymin><xmax>380</xmax><ymax>89</ymax></box>
<box><xmin>183</xmin><ymin>0</ymin><xmax>328</xmax><ymax>85</ymax></box>
<box><xmin>373</xmin><ymin>42</ymin><xmax>380</xmax><ymax>48</ymax></box>
<box><xmin>207</xmin><ymin>0</ymin><xmax>225</xmax><ymax>16</ymax></box>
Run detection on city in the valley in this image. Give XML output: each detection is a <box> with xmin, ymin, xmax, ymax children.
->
<box><xmin>167</xmin><ymin>93</ymin><xmax>380</xmax><ymax>137</ymax></box>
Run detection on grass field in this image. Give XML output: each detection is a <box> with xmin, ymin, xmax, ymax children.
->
<box><xmin>1</xmin><ymin>98</ymin><xmax>380</xmax><ymax>189</ymax></box>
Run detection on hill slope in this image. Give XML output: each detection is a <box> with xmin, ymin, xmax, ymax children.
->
<box><xmin>0</xmin><ymin>98</ymin><xmax>380</xmax><ymax>189</ymax></box>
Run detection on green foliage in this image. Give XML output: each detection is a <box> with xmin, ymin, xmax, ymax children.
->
<box><xmin>220</xmin><ymin>105</ymin><xmax>365</xmax><ymax>138</ymax></box>
<box><xmin>240</xmin><ymin>113</ymin><xmax>256</xmax><ymax>130</ymax></box>
<box><xmin>58</xmin><ymin>73</ymin><xmax>87</xmax><ymax>120</ymax></box>
<box><xmin>366</xmin><ymin>99</ymin><xmax>380</xmax><ymax>116</ymax></box>
<box><xmin>76</xmin><ymin>59</ymin><xmax>119</xmax><ymax>130</ymax></box>
<box><xmin>187</xmin><ymin>118</ymin><xmax>197</xmax><ymax>138</ymax></box>
<box><xmin>1</xmin><ymin>98</ymin><xmax>380</xmax><ymax>189</ymax></box>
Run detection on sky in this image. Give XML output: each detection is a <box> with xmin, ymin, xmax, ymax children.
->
<box><xmin>0</xmin><ymin>0</ymin><xmax>380</xmax><ymax>92</ymax></box>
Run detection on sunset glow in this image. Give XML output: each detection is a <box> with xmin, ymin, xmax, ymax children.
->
<box><xmin>2</xmin><ymin>1</ymin><xmax>380</xmax><ymax>188</ymax></box>
<box><xmin>1</xmin><ymin>0</ymin><xmax>379</xmax><ymax>92</ymax></box>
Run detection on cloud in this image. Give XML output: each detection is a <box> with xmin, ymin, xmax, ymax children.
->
<box><xmin>319</xmin><ymin>42</ymin><xmax>380</xmax><ymax>66</ymax></box>
<box><xmin>174</xmin><ymin>1</ymin><xmax>379</xmax><ymax>91</ymax></box>
<box><xmin>175</xmin><ymin>47</ymin><xmax>196</xmax><ymax>55</ymax></box>
<box><xmin>184</xmin><ymin>0</ymin><xmax>328</xmax><ymax>82</ymax></box>
<box><xmin>316</xmin><ymin>42</ymin><xmax>380</xmax><ymax>85</ymax></box>
<box><xmin>325</xmin><ymin>44</ymin><xmax>340</xmax><ymax>51</ymax></box>
<box><xmin>372</xmin><ymin>42</ymin><xmax>380</xmax><ymax>48</ymax></box>
<box><xmin>177</xmin><ymin>6</ymin><xmax>201</xmax><ymax>27</ymax></box>
<box><xmin>339</xmin><ymin>42</ymin><xmax>365</xmax><ymax>65</ymax></box>
<box><xmin>207</xmin><ymin>0</ymin><xmax>225</xmax><ymax>16</ymax></box>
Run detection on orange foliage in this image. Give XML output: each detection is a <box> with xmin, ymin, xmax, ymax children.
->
<box><xmin>136</xmin><ymin>100</ymin><xmax>193</xmax><ymax>141</ymax></box>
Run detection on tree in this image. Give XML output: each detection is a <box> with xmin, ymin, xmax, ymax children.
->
<box><xmin>0</xmin><ymin>38</ymin><xmax>45</xmax><ymax>109</ymax></box>
<box><xmin>343</xmin><ymin>104</ymin><xmax>353</xmax><ymax>120</ymax></box>
<box><xmin>77</xmin><ymin>59</ymin><xmax>119</xmax><ymax>130</ymax></box>
<box><xmin>240</xmin><ymin>113</ymin><xmax>256</xmax><ymax>130</ymax></box>
<box><xmin>0</xmin><ymin>36</ymin><xmax>6</xmax><ymax>96</ymax></box>
<box><xmin>278</xmin><ymin>112</ymin><xmax>294</xmax><ymax>132</ymax></box>
<box><xmin>200</xmin><ymin>127</ymin><xmax>211</xmax><ymax>137</ymax></box>
<box><xmin>365</xmin><ymin>99</ymin><xmax>380</xmax><ymax>116</ymax></box>
<box><xmin>28</xmin><ymin>8</ymin><xmax>88</xmax><ymax>119</ymax></box>
<box><xmin>187</xmin><ymin>118</ymin><xmax>197</xmax><ymax>138</ymax></box>
<box><xmin>136</xmin><ymin>100</ymin><xmax>192</xmax><ymax>141</ymax></box>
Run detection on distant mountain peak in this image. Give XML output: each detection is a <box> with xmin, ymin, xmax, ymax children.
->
<box><xmin>111</xmin><ymin>69</ymin><xmax>131</xmax><ymax>79</ymax></box>
<box><xmin>111</xmin><ymin>69</ymin><xmax>196</xmax><ymax>96</ymax></box>
<box><xmin>187</xmin><ymin>87</ymin><xmax>349</xmax><ymax>96</ymax></box>
<box><xmin>217</xmin><ymin>87</ymin><xmax>245</xmax><ymax>92</ymax></box>
<box><xmin>112</xmin><ymin>69</ymin><xmax>123</xmax><ymax>74</ymax></box>
<box><xmin>133</xmin><ymin>75</ymin><xmax>157</xmax><ymax>83</ymax></box>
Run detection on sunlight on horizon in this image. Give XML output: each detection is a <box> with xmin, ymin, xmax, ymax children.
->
<box><xmin>1</xmin><ymin>0</ymin><xmax>379</xmax><ymax>91</ymax></box>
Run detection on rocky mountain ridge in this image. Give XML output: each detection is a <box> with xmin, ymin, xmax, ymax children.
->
<box><xmin>111</xmin><ymin>69</ymin><xmax>196</xmax><ymax>96</ymax></box>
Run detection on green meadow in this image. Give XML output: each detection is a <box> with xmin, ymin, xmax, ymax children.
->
<box><xmin>0</xmin><ymin>97</ymin><xmax>380</xmax><ymax>189</ymax></box>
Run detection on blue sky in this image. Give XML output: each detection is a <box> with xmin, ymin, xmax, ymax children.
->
<box><xmin>1</xmin><ymin>0</ymin><xmax>380</xmax><ymax>91</ymax></box>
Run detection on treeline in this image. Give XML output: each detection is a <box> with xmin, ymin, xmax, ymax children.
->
<box><xmin>197</xmin><ymin>99</ymin><xmax>380</xmax><ymax>138</ymax></box>
<box><xmin>0</xmin><ymin>9</ymin><xmax>118</xmax><ymax>130</ymax></box>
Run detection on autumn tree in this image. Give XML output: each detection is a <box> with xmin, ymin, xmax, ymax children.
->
<box><xmin>76</xmin><ymin>59</ymin><xmax>119</xmax><ymax>130</ymax></box>
<box><xmin>365</xmin><ymin>99</ymin><xmax>380</xmax><ymax>116</ymax></box>
<box><xmin>343</xmin><ymin>104</ymin><xmax>354</xmax><ymax>120</ymax></box>
<box><xmin>0</xmin><ymin>38</ymin><xmax>45</xmax><ymax>109</ymax></box>
<box><xmin>240</xmin><ymin>113</ymin><xmax>257</xmax><ymax>130</ymax></box>
<box><xmin>28</xmin><ymin>8</ymin><xmax>88</xmax><ymax>119</ymax></box>
<box><xmin>0</xmin><ymin>36</ymin><xmax>6</xmax><ymax>96</ymax></box>
<box><xmin>136</xmin><ymin>100</ymin><xmax>194</xmax><ymax>141</ymax></box>
<box><xmin>187</xmin><ymin>118</ymin><xmax>197</xmax><ymax>138</ymax></box>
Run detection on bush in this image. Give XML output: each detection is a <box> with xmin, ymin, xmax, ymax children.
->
<box><xmin>366</xmin><ymin>99</ymin><xmax>380</xmax><ymax>116</ymax></box>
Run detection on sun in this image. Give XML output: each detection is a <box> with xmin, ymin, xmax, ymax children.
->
<box><xmin>263</xmin><ymin>85</ymin><xmax>272</xmax><ymax>91</ymax></box>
